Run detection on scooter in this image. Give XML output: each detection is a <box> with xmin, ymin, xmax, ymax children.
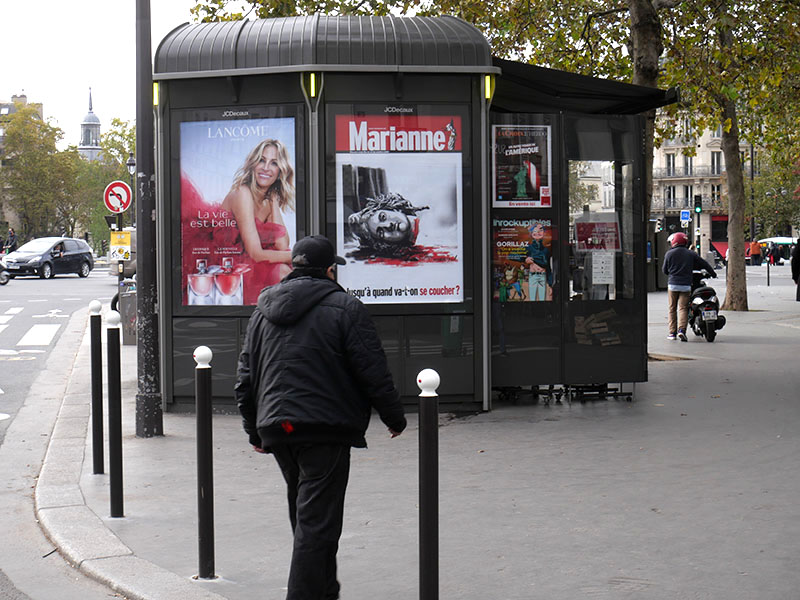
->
<box><xmin>0</xmin><ymin>263</ymin><xmax>10</xmax><ymax>285</ymax></box>
<box><xmin>688</xmin><ymin>269</ymin><xmax>726</xmax><ymax>342</ymax></box>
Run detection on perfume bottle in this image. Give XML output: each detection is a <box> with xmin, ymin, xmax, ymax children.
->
<box><xmin>214</xmin><ymin>257</ymin><xmax>243</xmax><ymax>305</ymax></box>
<box><xmin>188</xmin><ymin>259</ymin><xmax>215</xmax><ymax>305</ymax></box>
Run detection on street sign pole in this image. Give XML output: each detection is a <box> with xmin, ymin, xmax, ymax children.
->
<box><xmin>103</xmin><ymin>181</ymin><xmax>132</xmax><ymax>285</ymax></box>
<box><xmin>135</xmin><ymin>0</ymin><xmax>163</xmax><ymax>438</ymax></box>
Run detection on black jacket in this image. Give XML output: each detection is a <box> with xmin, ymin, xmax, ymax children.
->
<box><xmin>235</xmin><ymin>273</ymin><xmax>406</xmax><ymax>450</ymax></box>
<box><xmin>662</xmin><ymin>246</ymin><xmax>716</xmax><ymax>287</ymax></box>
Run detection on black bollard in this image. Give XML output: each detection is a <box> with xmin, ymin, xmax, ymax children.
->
<box><xmin>417</xmin><ymin>369</ymin><xmax>440</xmax><ymax>600</ymax></box>
<box><xmin>89</xmin><ymin>300</ymin><xmax>104</xmax><ymax>475</ymax></box>
<box><xmin>194</xmin><ymin>346</ymin><xmax>216</xmax><ymax>579</ymax></box>
<box><xmin>106</xmin><ymin>310</ymin><xmax>124</xmax><ymax>518</ymax></box>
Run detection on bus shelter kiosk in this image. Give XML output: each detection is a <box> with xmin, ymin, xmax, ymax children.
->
<box><xmin>153</xmin><ymin>15</ymin><xmax>676</xmax><ymax>412</ymax></box>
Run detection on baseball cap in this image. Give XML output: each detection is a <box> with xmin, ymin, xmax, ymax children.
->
<box><xmin>291</xmin><ymin>235</ymin><xmax>346</xmax><ymax>269</ymax></box>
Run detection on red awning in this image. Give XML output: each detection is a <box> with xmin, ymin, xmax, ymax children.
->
<box><xmin>710</xmin><ymin>241</ymin><xmax>729</xmax><ymax>258</ymax></box>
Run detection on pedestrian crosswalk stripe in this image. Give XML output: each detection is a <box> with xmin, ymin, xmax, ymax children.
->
<box><xmin>0</xmin><ymin>316</ymin><xmax>13</xmax><ymax>324</ymax></box>
<box><xmin>4</xmin><ymin>307</ymin><xmax>23</xmax><ymax>315</ymax></box>
<box><xmin>0</xmin><ymin>325</ymin><xmax>7</xmax><ymax>336</ymax></box>
<box><xmin>17</xmin><ymin>324</ymin><xmax>60</xmax><ymax>346</ymax></box>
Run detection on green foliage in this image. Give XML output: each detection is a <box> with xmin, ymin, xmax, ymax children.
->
<box><xmin>0</xmin><ymin>105</ymin><xmax>137</xmax><ymax>249</ymax></box>
<box><xmin>745</xmin><ymin>158</ymin><xmax>800</xmax><ymax>238</ymax></box>
<box><xmin>191</xmin><ymin>0</ymin><xmax>407</xmax><ymax>21</ymax></box>
<box><xmin>0</xmin><ymin>105</ymin><xmax>70</xmax><ymax>240</ymax></box>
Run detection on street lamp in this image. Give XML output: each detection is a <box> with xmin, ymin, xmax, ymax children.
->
<box><xmin>126</xmin><ymin>152</ymin><xmax>136</xmax><ymax>228</ymax></box>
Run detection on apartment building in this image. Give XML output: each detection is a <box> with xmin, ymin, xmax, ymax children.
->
<box><xmin>652</xmin><ymin>119</ymin><xmax>755</xmax><ymax>260</ymax></box>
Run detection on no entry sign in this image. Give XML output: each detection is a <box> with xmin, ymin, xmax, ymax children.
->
<box><xmin>104</xmin><ymin>181</ymin><xmax>133</xmax><ymax>213</ymax></box>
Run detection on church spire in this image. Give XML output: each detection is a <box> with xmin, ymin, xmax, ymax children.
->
<box><xmin>79</xmin><ymin>87</ymin><xmax>102</xmax><ymax>161</ymax></box>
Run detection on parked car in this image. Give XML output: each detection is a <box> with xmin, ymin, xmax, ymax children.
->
<box><xmin>1</xmin><ymin>237</ymin><xmax>94</xmax><ymax>278</ymax></box>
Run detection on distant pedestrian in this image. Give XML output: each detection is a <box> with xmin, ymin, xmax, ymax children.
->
<box><xmin>769</xmin><ymin>242</ymin><xmax>781</xmax><ymax>265</ymax></box>
<box><xmin>235</xmin><ymin>235</ymin><xmax>406</xmax><ymax>600</ymax></box>
<box><xmin>3</xmin><ymin>228</ymin><xmax>17</xmax><ymax>253</ymax></box>
<box><xmin>791</xmin><ymin>242</ymin><xmax>800</xmax><ymax>302</ymax></box>
<box><xmin>750</xmin><ymin>240</ymin><xmax>762</xmax><ymax>266</ymax></box>
<box><xmin>663</xmin><ymin>232</ymin><xmax>717</xmax><ymax>341</ymax></box>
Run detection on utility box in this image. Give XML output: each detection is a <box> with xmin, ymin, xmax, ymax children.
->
<box><xmin>153</xmin><ymin>15</ymin><xmax>676</xmax><ymax>411</ymax></box>
<box><xmin>119</xmin><ymin>280</ymin><xmax>137</xmax><ymax>346</ymax></box>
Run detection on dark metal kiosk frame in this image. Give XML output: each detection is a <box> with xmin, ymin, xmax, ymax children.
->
<box><xmin>153</xmin><ymin>15</ymin><xmax>675</xmax><ymax>412</ymax></box>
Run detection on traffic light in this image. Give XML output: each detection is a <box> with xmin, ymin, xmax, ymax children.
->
<box><xmin>693</xmin><ymin>195</ymin><xmax>703</xmax><ymax>214</ymax></box>
<box><xmin>655</xmin><ymin>218</ymin><xmax>663</xmax><ymax>232</ymax></box>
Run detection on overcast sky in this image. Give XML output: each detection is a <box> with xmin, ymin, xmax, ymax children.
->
<box><xmin>0</xmin><ymin>1</ymin><xmax>246</xmax><ymax>150</ymax></box>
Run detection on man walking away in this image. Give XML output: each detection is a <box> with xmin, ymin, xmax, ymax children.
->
<box><xmin>663</xmin><ymin>232</ymin><xmax>717</xmax><ymax>341</ymax></box>
<box><xmin>236</xmin><ymin>234</ymin><xmax>407</xmax><ymax>600</ymax></box>
<box><xmin>791</xmin><ymin>243</ymin><xmax>800</xmax><ymax>302</ymax></box>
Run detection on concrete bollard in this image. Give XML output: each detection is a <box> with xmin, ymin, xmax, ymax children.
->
<box><xmin>417</xmin><ymin>368</ymin><xmax>440</xmax><ymax>600</ymax></box>
<box><xmin>89</xmin><ymin>300</ymin><xmax>104</xmax><ymax>475</ymax></box>
<box><xmin>106</xmin><ymin>310</ymin><xmax>124</xmax><ymax>518</ymax></box>
<box><xmin>193</xmin><ymin>345</ymin><xmax>216</xmax><ymax>580</ymax></box>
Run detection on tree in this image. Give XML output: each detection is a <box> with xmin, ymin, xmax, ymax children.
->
<box><xmin>51</xmin><ymin>148</ymin><xmax>92</xmax><ymax>238</ymax></box>
<box><xmin>99</xmin><ymin>118</ymin><xmax>137</xmax><ymax>229</ymax></box>
<box><xmin>660</xmin><ymin>0</ymin><xmax>800</xmax><ymax>310</ymax></box>
<box><xmin>191</xmin><ymin>0</ymin><xmax>404</xmax><ymax>20</ymax></box>
<box><xmin>746</xmin><ymin>158</ymin><xmax>800</xmax><ymax>237</ymax></box>
<box><xmin>0</xmin><ymin>105</ymin><xmax>71</xmax><ymax>240</ymax></box>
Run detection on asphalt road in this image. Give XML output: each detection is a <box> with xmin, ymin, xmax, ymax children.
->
<box><xmin>0</xmin><ymin>266</ymin><xmax>123</xmax><ymax>600</ymax></box>
<box><xmin>0</xmin><ymin>268</ymin><xmax>117</xmax><ymax>440</ymax></box>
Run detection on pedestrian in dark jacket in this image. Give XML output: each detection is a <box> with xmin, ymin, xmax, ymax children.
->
<box><xmin>235</xmin><ymin>234</ymin><xmax>406</xmax><ymax>600</ymax></box>
<box><xmin>662</xmin><ymin>232</ymin><xmax>717</xmax><ymax>341</ymax></box>
<box><xmin>791</xmin><ymin>243</ymin><xmax>800</xmax><ymax>302</ymax></box>
<box><xmin>3</xmin><ymin>228</ymin><xmax>17</xmax><ymax>253</ymax></box>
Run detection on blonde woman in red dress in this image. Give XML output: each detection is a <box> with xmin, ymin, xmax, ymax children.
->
<box><xmin>221</xmin><ymin>139</ymin><xmax>296</xmax><ymax>303</ymax></box>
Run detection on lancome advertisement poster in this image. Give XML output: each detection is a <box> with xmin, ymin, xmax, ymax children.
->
<box><xmin>492</xmin><ymin>125</ymin><xmax>552</xmax><ymax>208</ymax></box>
<box><xmin>492</xmin><ymin>218</ymin><xmax>555</xmax><ymax>302</ymax></box>
<box><xmin>179</xmin><ymin>117</ymin><xmax>297</xmax><ymax>307</ymax></box>
<box><xmin>334</xmin><ymin>113</ymin><xmax>464</xmax><ymax>304</ymax></box>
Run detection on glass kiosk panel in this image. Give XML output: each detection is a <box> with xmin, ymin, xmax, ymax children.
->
<box><xmin>563</xmin><ymin>115</ymin><xmax>646</xmax><ymax>384</ymax></box>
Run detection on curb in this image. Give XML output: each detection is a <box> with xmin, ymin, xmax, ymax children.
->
<box><xmin>34</xmin><ymin>308</ymin><xmax>226</xmax><ymax>600</ymax></box>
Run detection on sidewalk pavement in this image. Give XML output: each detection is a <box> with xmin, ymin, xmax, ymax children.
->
<box><xmin>35</xmin><ymin>266</ymin><xmax>800</xmax><ymax>600</ymax></box>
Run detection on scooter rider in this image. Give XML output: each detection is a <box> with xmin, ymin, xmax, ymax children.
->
<box><xmin>663</xmin><ymin>232</ymin><xmax>717</xmax><ymax>341</ymax></box>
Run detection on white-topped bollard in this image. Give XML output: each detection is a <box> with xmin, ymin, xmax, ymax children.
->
<box><xmin>105</xmin><ymin>309</ymin><xmax>123</xmax><ymax>517</ymax></box>
<box><xmin>194</xmin><ymin>346</ymin><xmax>216</xmax><ymax>580</ymax></box>
<box><xmin>417</xmin><ymin>368</ymin><xmax>440</xmax><ymax>600</ymax></box>
<box><xmin>417</xmin><ymin>368</ymin><xmax>441</xmax><ymax>397</ymax></box>
<box><xmin>106</xmin><ymin>309</ymin><xmax>121</xmax><ymax>328</ymax></box>
<box><xmin>193</xmin><ymin>345</ymin><xmax>213</xmax><ymax>369</ymax></box>
<box><xmin>89</xmin><ymin>300</ymin><xmax>104</xmax><ymax>475</ymax></box>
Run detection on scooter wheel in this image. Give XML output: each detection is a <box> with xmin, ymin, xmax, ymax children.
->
<box><xmin>0</xmin><ymin>271</ymin><xmax>9</xmax><ymax>285</ymax></box>
<box><xmin>704</xmin><ymin>321</ymin><xmax>717</xmax><ymax>342</ymax></box>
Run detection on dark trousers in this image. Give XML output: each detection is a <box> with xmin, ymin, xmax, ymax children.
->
<box><xmin>271</xmin><ymin>444</ymin><xmax>351</xmax><ymax>600</ymax></box>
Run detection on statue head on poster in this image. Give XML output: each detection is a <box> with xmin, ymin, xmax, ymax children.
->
<box><xmin>348</xmin><ymin>192</ymin><xmax>429</xmax><ymax>257</ymax></box>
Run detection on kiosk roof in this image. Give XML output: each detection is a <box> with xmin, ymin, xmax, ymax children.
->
<box><xmin>154</xmin><ymin>15</ymin><xmax>496</xmax><ymax>80</ymax></box>
<box><xmin>492</xmin><ymin>57</ymin><xmax>678</xmax><ymax>115</ymax></box>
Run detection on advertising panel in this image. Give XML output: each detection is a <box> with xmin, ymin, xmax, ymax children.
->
<box><xmin>573</xmin><ymin>214</ymin><xmax>621</xmax><ymax>252</ymax></box>
<box><xmin>492</xmin><ymin>218</ymin><xmax>555</xmax><ymax>302</ymax></box>
<box><xmin>179</xmin><ymin>116</ymin><xmax>297</xmax><ymax>306</ymax></box>
<box><xmin>334</xmin><ymin>111</ymin><xmax>464</xmax><ymax>304</ymax></box>
<box><xmin>492</xmin><ymin>125</ymin><xmax>552</xmax><ymax>208</ymax></box>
